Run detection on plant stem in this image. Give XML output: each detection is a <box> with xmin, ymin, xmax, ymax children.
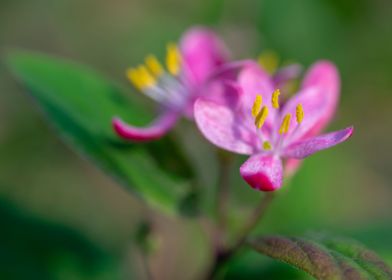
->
<box><xmin>216</xmin><ymin>151</ymin><xmax>233</xmax><ymax>230</ymax></box>
<box><xmin>231</xmin><ymin>192</ymin><xmax>275</xmax><ymax>252</ymax></box>
<box><xmin>206</xmin><ymin>192</ymin><xmax>276</xmax><ymax>279</ymax></box>
<box><xmin>140</xmin><ymin>250</ymin><xmax>153</xmax><ymax>280</ymax></box>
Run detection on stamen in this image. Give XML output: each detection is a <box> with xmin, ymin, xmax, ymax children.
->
<box><xmin>126</xmin><ymin>65</ymin><xmax>156</xmax><ymax>90</ymax></box>
<box><xmin>271</xmin><ymin>89</ymin><xmax>281</xmax><ymax>109</ymax></box>
<box><xmin>251</xmin><ymin>95</ymin><xmax>263</xmax><ymax>118</ymax></box>
<box><xmin>296</xmin><ymin>103</ymin><xmax>304</xmax><ymax>124</ymax></box>
<box><xmin>126</xmin><ymin>68</ymin><xmax>143</xmax><ymax>90</ymax></box>
<box><xmin>263</xmin><ymin>141</ymin><xmax>272</xmax><ymax>151</ymax></box>
<box><xmin>255</xmin><ymin>106</ymin><xmax>269</xmax><ymax>129</ymax></box>
<box><xmin>145</xmin><ymin>55</ymin><xmax>164</xmax><ymax>77</ymax></box>
<box><xmin>279</xmin><ymin>113</ymin><xmax>291</xmax><ymax>134</ymax></box>
<box><xmin>166</xmin><ymin>43</ymin><xmax>181</xmax><ymax>76</ymax></box>
<box><xmin>138</xmin><ymin>65</ymin><xmax>157</xmax><ymax>88</ymax></box>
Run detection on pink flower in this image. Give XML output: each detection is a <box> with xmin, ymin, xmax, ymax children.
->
<box><xmin>194</xmin><ymin>61</ymin><xmax>353</xmax><ymax>191</ymax></box>
<box><xmin>112</xmin><ymin>27</ymin><xmax>230</xmax><ymax>141</ymax></box>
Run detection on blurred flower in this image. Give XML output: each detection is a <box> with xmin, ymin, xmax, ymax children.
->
<box><xmin>112</xmin><ymin>27</ymin><xmax>230</xmax><ymax>141</ymax></box>
<box><xmin>194</xmin><ymin>61</ymin><xmax>353</xmax><ymax>191</ymax></box>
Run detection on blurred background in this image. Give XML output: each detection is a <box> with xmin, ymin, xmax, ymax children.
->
<box><xmin>0</xmin><ymin>0</ymin><xmax>391</xmax><ymax>279</ymax></box>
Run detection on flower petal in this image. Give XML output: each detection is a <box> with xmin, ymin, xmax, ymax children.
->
<box><xmin>194</xmin><ymin>92</ymin><xmax>259</xmax><ymax>155</ymax></box>
<box><xmin>240</xmin><ymin>154</ymin><xmax>283</xmax><ymax>192</ymax></box>
<box><xmin>284</xmin><ymin>159</ymin><xmax>303</xmax><ymax>178</ymax></box>
<box><xmin>238</xmin><ymin>62</ymin><xmax>275</xmax><ymax>112</ymax></box>
<box><xmin>180</xmin><ymin>27</ymin><xmax>230</xmax><ymax>86</ymax></box>
<box><xmin>280</xmin><ymin>61</ymin><xmax>340</xmax><ymax>144</ymax></box>
<box><xmin>112</xmin><ymin>111</ymin><xmax>179</xmax><ymax>142</ymax></box>
<box><xmin>282</xmin><ymin>126</ymin><xmax>354</xmax><ymax>159</ymax></box>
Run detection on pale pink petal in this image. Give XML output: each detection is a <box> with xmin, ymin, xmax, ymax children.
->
<box><xmin>180</xmin><ymin>27</ymin><xmax>230</xmax><ymax>86</ymax></box>
<box><xmin>184</xmin><ymin>79</ymin><xmax>242</xmax><ymax>119</ymax></box>
<box><xmin>237</xmin><ymin>63</ymin><xmax>277</xmax><ymax>136</ymax></box>
<box><xmin>280</xmin><ymin>61</ymin><xmax>340</xmax><ymax>144</ymax></box>
<box><xmin>194</xmin><ymin>97</ymin><xmax>259</xmax><ymax>155</ymax></box>
<box><xmin>240</xmin><ymin>154</ymin><xmax>283</xmax><ymax>192</ymax></box>
<box><xmin>112</xmin><ymin>111</ymin><xmax>179</xmax><ymax>142</ymax></box>
<box><xmin>238</xmin><ymin>62</ymin><xmax>275</xmax><ymax>112</ymax></box>
<box><xmin>282</xmin><ymin>126</ymin><xmax>354</xmax><ymax>159</ymax></box>
<box><xmin>204</xmin><ymin>80</ymin><xmax>244</xmax><ymax>107</ymax></box>
<box><xmin>284</xmin><ymin>159</ymin><xmax>303</xmax><ymax>178</ymax></box>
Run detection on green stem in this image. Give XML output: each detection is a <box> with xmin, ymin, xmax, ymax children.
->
<box><xmin>216</xmin><ymin>151</ymin><xmax>233</xmax><ymax>230</ymax></box>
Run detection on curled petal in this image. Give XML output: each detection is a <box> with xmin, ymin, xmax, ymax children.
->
<box><xmin>180</xmin><ymin>27</ymin><xmax>230</xmax><ymax>86</ymax></box>
<box><xmin>240</xmin><ymin>154</ymin><xmax>283</xmax><ymax>192</ymax></box>
<box><xmin>281</xmin><ymin>61</ymin><xmax>340</xmax><ymax>144</ymax></box>
<box><xmin>112</xmin><ymin>111</ymin><xmax>179</xmax><ymax>142</ymax></box>
<box><xmin>194</xmin><ymin>94</ymin><xmax>259</xmax><ymax>155</ymax></box>
<box><xmin>282</xmin><ymin>126</ymin><xmax>354</xmax><ymax>159</ymax></box>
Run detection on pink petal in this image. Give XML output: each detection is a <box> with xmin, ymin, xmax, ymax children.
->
<box><xmin>240</xmin><ymin>154</ymin><xmax>283</xmax><ymax>192</ymax></box>
<box><xmin>194</xmin><ymin>95</ymin><xmax>259</xmax><ymax>155</ymax></box>
<box><xmin>183</xmin><ymin>79</ymin><xmax>242</xmax><ymax>119</ymax></box>
<box><xmin>282</xmin><ymin>126</ymin><xmax>354</xmax><ymax>159</ymax></box>
<box><xmin>205</xmin><ymin>80</ymin><xmax>244</xmax><ymax>107</ymax></box>
<box><xmin>280</xmin><ymin>61</ymin><xmax>341</xmax><ymax>144</ymax></box>
<box><xmin>284</xmin><ymin>159</ymin><xmax>303</xmax><ymax>177</ymax></box>
<box><xmin>238</xmin><ymin>62</ymin><xmax>275</xmax><ymax>111</ymax></box>
<box><xmin>180</xmin><ymin>27</ymin><xmax>230</xmax><ymax>86</ymax></box>
<box><xmin>112</xmin><ymin>111</ymin><xmax>179</xmax><ymax>142</ymax></box>
<box><xmin>237</xmin><ymin>63</ymin><xmax>277</xmax><ymax>133</ymax></box>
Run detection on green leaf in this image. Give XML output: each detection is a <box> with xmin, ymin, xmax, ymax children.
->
<box><xmin>0</xmin><ymin>197</ymin><xmax>125</xmax><ymax>279</ymax></box>
<box><xmin>224</xmin><ymin>250</ymin><xmax>312</xmax><ymax>280</ymax></box>
<box><xmin>248</xmin><ymin>234</ymin><xmax>392</xmax><ymax>280</ymax></box>
<box><xmin>6</xmin><ymin>51</ymin><xmax>193</xmax><ymax>214</ymax></box>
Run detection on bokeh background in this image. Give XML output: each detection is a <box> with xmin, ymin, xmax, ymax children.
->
<box><xmin>0</xmin><ymin>0</ymin><xmax>391</xmax><ymax>279</ymax></box>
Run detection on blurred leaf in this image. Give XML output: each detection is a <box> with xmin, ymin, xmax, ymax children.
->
<box><xmin>6</xmin><ymin>51</ymin><xmax>193</xmax><ymax>214</ymax></box>
<box><xmin>248</xmin><ymin>234</ymin><xmax>392</xmax><ymax>280</ymax></box>
<box><xmin>0</xmin><ymin>197</ymin><xmax>124</xmax><ymax>280</ymax></box>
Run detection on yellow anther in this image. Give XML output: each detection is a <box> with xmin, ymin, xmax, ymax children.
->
<box><xmin>263</xmin><ymin>141</ymin><xmax>272</xmax><ymax>151</ymax></box>
<box><xmin>271</xmin><ymin>89</ymin><xmax>281</xmax><ymax>109</ymax></box>
<box><xmin>126</xmin><ymin>68</ymin><xmax>143</xmax><ymax>90</ymax></box>
<box><xmin>296</xmin><ymin>103</ymin><xmax>304</xmax><ymax>124</ymax></box>
<box><xmin>279</xmin><ymin>114</ymin><xmax>292</xmax><ymax>134</ymax></box>
<box><xmin>255</xmin><ymin>106</ymin><xmax>269</xmax><ymax>129</ymax></box>
<box><xmin>126</xmin><ymin>65</ymin><xmax>156</xmax><ymax>90</ymax></box>
<box><xmin>166</xmin><ymin>43</ymin><xmax>181</xmax><ymax>76</ymax></box>
<box><xmin>139</xmin><ymin>65</ymin><xmax>157</xmax><ymax>88</ymax></box>
<box><xmin>251</xmin><ymin>95</ymin><xmax>263</xmax><ymax>118</ymax></box>
<box><xmin>145</xmin><ymin>55</ymin><xmax>164</xmax><ymax>77</ymax></box>
<box><xmin>258</xmin><ymin>50</ymin><xmax>279</xmax><ymax>74</ymax></box>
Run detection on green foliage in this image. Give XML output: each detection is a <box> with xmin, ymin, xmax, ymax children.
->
<box><xmin>0</xmin><ymin>198</ymin><xmax>122</xmax><ymax>280</ymax></box>
<box><xmin>224</xmin><ymin>250</ymin><xmax>312</xmax><ymax>280</ymax></box>
<box><xmin>248</xmin><ymin>234</ymin><xmax>392</xmax><ymax>280</ymax></box>
<box><xmin>6</xmin><ymin>51</ymin><xmax>194</xmax><ymax>215</ymax></box>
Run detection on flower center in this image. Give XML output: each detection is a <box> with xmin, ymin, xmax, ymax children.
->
<box><xmin>251</xmin><ymin>89</ymin><xmax>304</xmax><ymax>152</ymax></box>
<box><xmin>125</xmin><ymin>43</ymin><xmax>187</xmax><ymax>109</ymax></box>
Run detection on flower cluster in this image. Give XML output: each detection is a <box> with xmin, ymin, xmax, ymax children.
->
<box><xmin>113</xmin><ymin>27</ymin><xmax>353</xmax><ymax>191</ymax></box>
